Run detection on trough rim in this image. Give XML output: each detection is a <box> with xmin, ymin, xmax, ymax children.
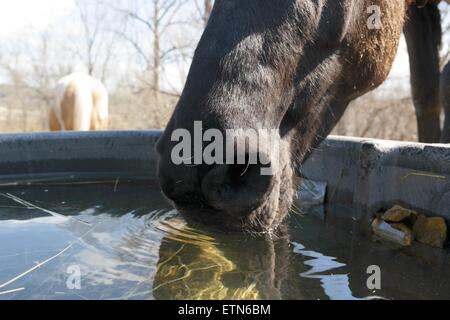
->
<box><xmin>0</xmin><ymin>131</ymin><xmax>448</xmax><ymax>220</ymax></box>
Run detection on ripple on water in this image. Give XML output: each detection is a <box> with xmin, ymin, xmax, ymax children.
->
<box><xmin>1</xmin><ymin>184</ymin><xmax>448</xmax><ymax>300</ymax></box>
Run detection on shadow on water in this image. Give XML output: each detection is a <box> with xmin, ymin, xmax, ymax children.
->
<box><xmin>0</xmin><ymin>182</ymin><xmax>449</xmax><ymax>300</ymax></box>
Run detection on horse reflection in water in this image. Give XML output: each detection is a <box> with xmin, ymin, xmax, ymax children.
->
<box><xmin>0</xmin><ymin>183</ymin><xmax>379</xmax><ymax>300</ymax></box>
<box><xmin>152</xmin><ymin>218</ymin><xmax>290</xmax><ymax>300</ymax></box>
<box><xmin>3</xmin><ymin>185</ymin><xmax>450</xmax><ymax>300</ymax></box>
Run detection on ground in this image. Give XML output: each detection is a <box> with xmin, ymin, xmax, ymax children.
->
<box><xmin>0</xmin><ymin>84</ymin><xmax>422</xmax><ymax>142</ymax></box>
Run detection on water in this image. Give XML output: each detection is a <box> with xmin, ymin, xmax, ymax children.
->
<box><xmin>0</xmin><ymin>182</ymin><xmax>449</xmax><ymax>300</ymax></box>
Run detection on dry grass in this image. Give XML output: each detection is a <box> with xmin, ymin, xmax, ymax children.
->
<box><xmin>108</xmin><ymin>89</ymin><xmax>178</xmax><ymax>130</ymax></box>
<box><xmin>332</xmin><ymin>90</ymin><xmax>419</xmax><ymax>142</ymax></box>
<box><xmin>0</xmin><ymin>83</ymin><xmax>423</xmax><ymax>142</ymax></box>
<box><xmin>0</xmin><ymin>86</ymin><xmax>178</xmax><ymax>133</ymax></box>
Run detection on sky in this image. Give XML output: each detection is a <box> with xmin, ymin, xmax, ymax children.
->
<box><xmin>0</xmin><ymin>0</ymin><xmax>75</xmax><ymax>36</ymax></box>
<box><xmin>0</xmin><ymin>0</ymin><xmax>411</xmax><ymax>92</ymax></box>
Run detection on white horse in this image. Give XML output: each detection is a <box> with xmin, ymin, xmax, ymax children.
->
<box><xmin>50</xmin><ymin>73</ymin><xmax>109</xmax><ymax>131</ymax></box>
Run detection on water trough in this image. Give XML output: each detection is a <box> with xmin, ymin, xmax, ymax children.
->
<box><xmin>0</xmin><ymin>131</ymin><xmax>448</xmax><ymax>223</ymax></box>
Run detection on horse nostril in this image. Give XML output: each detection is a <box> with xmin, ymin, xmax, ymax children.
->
<box><xmin>200</xmin><ymin>155</ymin><xmax>274</xmax><ymax>215</ymax></box>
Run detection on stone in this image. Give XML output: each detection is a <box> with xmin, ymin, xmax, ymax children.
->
<box><xmin>413</xmin><ymin>215</ymin><xmax>447</xmax><ymax>248</ymax></box>
<box><xmin>390</xmin><ymin>223</ymin><xmax>414</xmax><ymax>244</ymax></box>
<box><xmin>382</xmin><ymin>205</ymin><xmax>417</xmax><ymax>223</ymax></box>
<box><xmin>372</xmin><ymin>218</ymin><xmax>413</xmax><ymax>247</ymax></box>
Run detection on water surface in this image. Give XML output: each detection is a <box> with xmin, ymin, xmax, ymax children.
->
<box><xmin>0</xmin><ymin>182</ymin><xmax>449</xmax><ymax>300</ymax></box>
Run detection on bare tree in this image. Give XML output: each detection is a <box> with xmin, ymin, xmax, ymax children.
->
<box><xmin>0</xmin><ymin>25</ymin><xmax>86</xmax><ymax>132</ymax></box>
<box><xmin>194</xmin><ymin>0</ymin><xmax>213</xmax><ymax>27</ymax></box>
<box><xmin>107</xmin><ymin>0</ymin><xmax>188</xmax><ymax>98</ymax></box>
<box><xmin>76</xmin><ymin>0</ymin><xmax>102</xmax><ymax>75</ymax></box>
<box><xmin>205</xmin><ymin>0</ymin><xmax>213</xmax><ymax>24</ymax></box>
<box><xmin>75</xmin><ymin>0</ymin><xmax>118</xmax><ymax>81</ymax></box>
<box><xmin>441</xmin><ymin>5</ymin><xmax>450</xmax><ymax>66</ymax></box>
<box><xmin>1</xmin><ymin>50</ymin><xmax>27</xmax><ymax>131</ymax></box>
<box><xmin>28</xmin><ymin>32</ymin><xmax>66</xmax><ymax>107</ymax></box>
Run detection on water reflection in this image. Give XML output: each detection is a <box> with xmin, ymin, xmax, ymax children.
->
<box><xmin>153</xmin><ymin>218</ymin><xmax>290</xmax><ymax>300</ymax></box>
<box><xmin>0</xmin><ymin>183</ymin><xmax>449</xmax><ymax>300</ymax></box>
<box><xmin>293</xmin><ymin>242</ymin><xmax>358</xmax><ymax>300</ymax></box>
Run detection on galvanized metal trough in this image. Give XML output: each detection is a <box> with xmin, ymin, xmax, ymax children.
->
<box><xmin>0</xmin><ymin>131</ymin><xmax>449</xmax><ymax>223</ymax></box>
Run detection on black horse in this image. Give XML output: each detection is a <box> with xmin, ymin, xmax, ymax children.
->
<box><xmin>157</xmin><ymin>0</ymin><xmax>447</xmax><ymax>233</ymax></box>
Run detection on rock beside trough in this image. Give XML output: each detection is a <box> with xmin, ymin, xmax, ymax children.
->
<box><xmin>372</xmin><ymin>218</ymin><xmax>413</xmax><ymax>247</ymax></box>
<box><xmin>372</xmin><ymin>205</ymin><xmax>448</xmax><ymax>249</ymax></box>
<box><xmin>413</xmin><ymin>215</ymin><xmax>447</xmax><ymax>249</ymax></box>
<box><xmin>382</xmin><ymin>205</ymin><xmax>417</xmax><ymax>223</ymax></box>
